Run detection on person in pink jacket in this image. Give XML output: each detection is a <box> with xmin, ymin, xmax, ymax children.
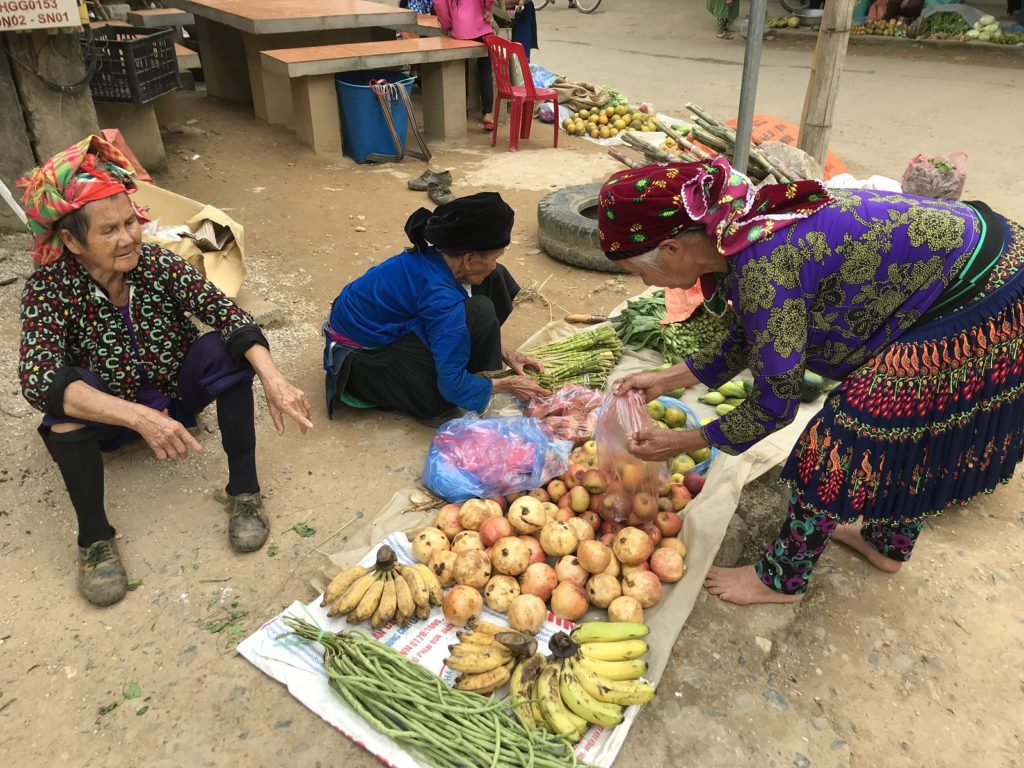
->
<box><xmin>433</xmin><ymin>0</ymin><xmax>496</xmax><ymax>129</ymax></box>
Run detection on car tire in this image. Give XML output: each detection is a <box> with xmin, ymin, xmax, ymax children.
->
<box><xmin>537</xmin><ymin>184</ymin><xmax>623</xmax><ymax>274</ymax></box>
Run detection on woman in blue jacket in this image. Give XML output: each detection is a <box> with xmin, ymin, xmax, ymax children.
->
<box><xmin>324</xmin><ymin>193</ymin><xmax>548</xmax><ymax>420</ymax></box>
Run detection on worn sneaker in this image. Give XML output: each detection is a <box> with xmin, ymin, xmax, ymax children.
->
<box><xmin>226</xmin><ymin>492</ymin><xmax>270</xmax><ymax>552</ymax></box>
<box><xmin>428</xmin><ymin>184</ymin><xmax>457</xmax><ymax>205</ymax></box>
<box><xmin>77</xmin><ymin>538</ymin><xmax>128</xmax><ymax>606</ymax></box>
<box><xmin>407</xmin><ymin>169</ymin><xmax>452</xmax><ymax>191</ymax></box>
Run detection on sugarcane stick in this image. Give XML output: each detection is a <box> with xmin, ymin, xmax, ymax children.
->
<box><xmin>608</xmin><ymin>148</ymin><xmax>643</xmax><ymax>169</ymax></box>
<box><xmin>690</xmin><ymin>128</ymin><xmax>731</xmax><ymax>155</ymax></box>
<box><xmin>621</xmin><ymin>132</ymin><xmax>674</xmax><ymax>163</ymax></box>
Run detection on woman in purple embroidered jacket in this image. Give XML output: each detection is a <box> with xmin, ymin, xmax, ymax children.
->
<box><xmin>16</xmin><ymin>136</ymin><xmax>313</xmax><ymax>607</ymax></box>
<box><xmin>606</xmin><ymin>158</ymin><xmax>1024</xmax><ymax>606</ymax></box>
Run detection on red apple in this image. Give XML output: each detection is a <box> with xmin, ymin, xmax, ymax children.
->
<box><xmin>529</xmin><ymin>488</ymin><xmax>551</xmax><ymax>504</ymax></box>
<box><xmin>579</xmin><ymin>510</ymin><xmax>602</xmax><ymax>532</ymax></box>
<box><xmin>555</xmin><ymin>506</ymin><xmax>576</xmax><ymax>522</ymax></box>
<box><xmin>479</xmin><ymin>515</ymin><xmax>514</xmax><ymax>547</ymax></box>
<box><xmin>505</xmin><ymin>491</ymin><xmax>525</xmax><ymax>505</ymax></box>
<box><xmin>588</xmin><ymin>492</ymin><xmax>605</xmax><ymax>514</ymax></box>
<box><xmin>631</xmin><ymin>491</ymin><xmax>658</xmax><ymax>523</ymax></box>
<box><xmin>547</xmin><ymin>479</ymin><xmax>568</xmax><ymax>502</ymax></box>
<box><xmin>600</xmin><ymin>519</ymin><xmax>624</xmax><ymax>537</ymax></box>
<box><xmin>582</xmin><ymin>469</ymin><xmax>608</xmax><ymax>494</ymax></box>
<box><xmin>487</xmin><ymin>495</ymin><xmax>508</xmax><ymax>514</ymax></box>
<box><xmin>655</xmin><ymin>510</ymin><xmax>683</xmax><ymax>537</ymax></box>
<box><xmin>600</xmin><ymin>532</ymin><xmax>616</xmax><ymax>547</ymax></box>
<box><xmin>670</xmin><ymin>484</ymin><xmax>692</xmax><ymax>512</ymax></box>
<box><xmin>683</xmin><ymin>472</ymin><xmax>705</xmax><ymax>497</ymax></box>
<box><xmin>657</xmin><ymin>496</ymin><xmax>674</xmax><ymax>513</ymax></box>
<box><xmin>640</xmin><ymin>522</ymin><xmax>662</xmax><ymax>547</ymax></box>
<box><xmin>557</xmin><ymin>492</ymin><xmax>572</xmax><ymax>509</ymax></box>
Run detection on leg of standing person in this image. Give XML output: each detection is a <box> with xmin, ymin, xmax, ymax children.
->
<box><xmin>831</xmin><ymin>518</ymin><xmax>921</xmax><ymax>573</ymax></box>
<box><xmin>478</xmin><ymin>40</ymin><xmax>495</xmax><ymax>127</ymax></box>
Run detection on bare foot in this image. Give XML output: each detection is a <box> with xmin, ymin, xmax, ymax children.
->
<box><xmin>831</xmin><ymin>523</ymin><xmax>903</xmax><ymax>574</ymax></box>
<box><xmin>704</xmin><ymin>565</ymin><xmax>803</xmax><ymax>606</ymax></box>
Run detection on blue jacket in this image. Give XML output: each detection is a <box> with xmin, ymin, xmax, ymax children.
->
<box><xmin>328</xmin><ymin>247</ymin><xmax>492</xmax><ymax>412</ymax></box>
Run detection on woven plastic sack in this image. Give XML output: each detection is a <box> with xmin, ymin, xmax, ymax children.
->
<box><xmin>422</xmin><ymin>413</ymin><xmax>573</xmax><ymax>502</ymax></box>
<box><xmin>900</xmin><ymin>152</ymin><xmax>968</xmax><ymax>200</ymax></box>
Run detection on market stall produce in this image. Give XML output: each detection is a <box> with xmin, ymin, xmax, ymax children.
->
<box><xmin>612</xmin><ymin>289</ymin><xmax>731</xmax><ymax>363</ymax></box>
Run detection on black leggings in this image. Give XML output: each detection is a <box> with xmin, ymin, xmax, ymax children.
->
<box><xmin>476</xmin><ymin>36</ymin><xmax>494</xmax><ymax>115</ymax></box>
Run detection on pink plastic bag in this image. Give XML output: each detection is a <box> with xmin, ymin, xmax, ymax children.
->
<box><xmin>592</xmin><ymin>391</ymin><xmax>667</xmax><ymax>523</ymax></box>
<box><xmin>525</xmin><ymin>384</ymin><xmax>603</xmax><ymax>445</ymax></box>
<box><xmin>900</xmin><ymin>152</ymin><xmax>968</xmax><ymax>200</ymax></box>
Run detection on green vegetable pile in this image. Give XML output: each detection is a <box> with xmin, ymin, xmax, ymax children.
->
<box><xmin>524</xmin><ymin>325</ymin><xmax>624</xmax><ymax>390</ymax></box>
<box><xmin>926</xmin><ymin>11</ymin><xmax>970</xmax><ymax>36</ymax></box>
<box><xmin>283</xmin><ymin>618</ymin><xmax>590</xmax><ymax>768</ymax></box>
<box><xmin>613</xmin><ymin>290</ymin><xmax>731</xmax><ymax>362</ymax></box>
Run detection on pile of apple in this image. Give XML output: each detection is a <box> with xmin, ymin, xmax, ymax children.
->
<box><xmin>410</xmin><ymin>443</ymin><xmax>707</xmax><ymax>632</ymax></box>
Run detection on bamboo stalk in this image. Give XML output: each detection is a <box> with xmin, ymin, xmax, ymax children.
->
<box><xmin>608</xmin><ymin>148</ymin><xmax>643</xmax><ymax>169</ymax></box>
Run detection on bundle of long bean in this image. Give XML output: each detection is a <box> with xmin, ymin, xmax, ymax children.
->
<box><xmin>525</xmin><ymin>326</ymin><xmax>624</xmax><ymax>390</ymax></box>
<box><xmin>282</xmin><ymin>617</ymin><xmax>591</xmax><ymax>768</ymax></box>
<box><xmin>612</xmin><ymin>290</ymin><xmax>731</xmax><ymax>362</ymax></box>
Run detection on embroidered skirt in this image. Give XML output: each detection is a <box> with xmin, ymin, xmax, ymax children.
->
<box><xmin>781</xmin><ymin>218</ymin><xmax>1024</xmax><ymax>524</ymax></box>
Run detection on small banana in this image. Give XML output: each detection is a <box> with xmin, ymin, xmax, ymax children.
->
<box><xmin>398</xmin><ymin>565</ymin><xmax>431</xmax><ymax>611</ymax></box>
<box><xmin>509</xmin><ymin>653</ymin><xmax>545</xmax><ymax>729</ymax></box>
<box><xmin>576</xmin><ymin>656</ymin><xmax>648</xmax><ymax>681</ymax></box>
<box><xmin>392</xmin><ymin>569</ymin><xmax>415</xmax><ymax>627</ymax></box>
<box><xmin>535</xmin><ymin>663</ymin><xmax>587</xmax><ymax>741</ymax></box>
<box><xmin>455</xmin><ymin>630</ymin><xmax>502</xmax><ymax>647</ymax></box>
<box><xmin>559</xmin><ymin>666</ymin><xmax>624</xmax><ymax>727</ymax></box>
<box><xmin>468</xmin><ymin>619</ymin><xmax>508</xmax><ymax>636</ymax></box>
<box><xmin>454</xmin><ymin>662</ymin><xmax>512</xmax><ymax>695</ymax></box>
<box><xmin>348</xmin><ymin>573</ymin><xmax>388</xmax><ymax>625</ymax></box>
<box><xmin>329</xmin><ymin>572</ymin><xmax>378</xmax><ymax>617</ymax></box>
<box><xmin>413</xmin><ymin>563</ymin><xmax>444</xmax><ymax>605</ymax></box>
<box><xmin>320</xmin><ymin>565</ymin><xmax>369</xmax><ymax>607</ymax></box>
<box><xmin>445</xmin><ymin>646</ymin><xmax>512</xmax><ymax>674</ymax></box>
<box><xmin>570</xmin><ymin>621</ymin><xmax>650</xmax><ymax>644</ymax></box>
<box><xmin>569</xmin><ymin>658</ymin><xmax>656</xmax><ymax>706</ymax></box>
<box><xmin>578</xmin><ymin>638</ymin><xmax>649</xmax><ymax>662</ymax></box>
<box><xmin>370</xmin><ymin>572</ymin><xmax>398</xmax><ymax>629</ymax></box>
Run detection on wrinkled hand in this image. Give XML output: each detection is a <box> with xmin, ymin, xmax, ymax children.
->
<box><xmin>504</xmin><ymin>350</ymin><xmax>545</xmax><ymax>376</ymax></box>
<box><xmin>261</xmin><ymin>374</ymin><xmax>313</xmax><ymax>435</ymax></box>
<box><xmin>135</xmin><ymin>407</ymin><xmax>203</xmax><ymax>460</ymax></box>
<box><xmin>627</xmin><ymin>426</ymin><xmax>682</xmax><ymax>462</ymax></box>
<box><xmin>497</xmin><ymin>374</ymin><xmax>551</xmax><ymax>402</ymax></box>
<box><xmin>612</xmin><ymin>372</ymin><xmax>672</xmax><ymax>402</ymax></box>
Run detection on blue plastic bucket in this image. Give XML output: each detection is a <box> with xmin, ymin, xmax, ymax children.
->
<box><xmin>335</xmin><ymin>70</ymin><xmax>415</xmax><ymax>164</ymax></box>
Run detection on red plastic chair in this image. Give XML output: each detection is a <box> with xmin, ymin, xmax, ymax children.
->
<box><xmin>483</xmin><ymin>34</ymin><xmax>558</xmax><ymax>152</ymax></box>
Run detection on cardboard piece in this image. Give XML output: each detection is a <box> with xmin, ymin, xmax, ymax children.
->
<box><xmin>133</xmin><ymin>181</ymin><xmax>247</xmax><ymax>297</ymax></box>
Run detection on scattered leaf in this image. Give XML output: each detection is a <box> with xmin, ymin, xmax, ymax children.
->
<box><xmin>267</xmin><ymin>543</ymin><xmax>279</xmax><ymax>557</ymax></box>
<box><xmin>126</xmin><ymin>578</ymin><xmax>143</xmax><ymax>591</ymax></box>
<box><xmin>98</xmin><ymin>700</ymin><xmax>120</xmax><ymax>716</ymax></box>
<box><xmin>136</xmin><ymin>705</ymin><xmax>149</xmax><ymax>716</ymax></box>
<box><xmin>123</xmin><ymin>682</ymin><xmax>141</xmax><ymax>700</ymax></box>
<box><xmin>289</xmin><ymin>523</ymin><xmax>317</xmax><ymax>538</ymax></box>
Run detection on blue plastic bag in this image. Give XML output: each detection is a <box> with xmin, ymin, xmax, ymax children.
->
<box><xmin>422</xmin><ymin>413</ymin><xmax>573</xmax><ymax>502</ymax></box>
<box><xmin>656</xmin><ymin>395</ymin><xmax>719</xmax><ymax>475</ymax></box>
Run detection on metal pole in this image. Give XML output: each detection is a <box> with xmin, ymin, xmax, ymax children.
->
<box><xmin>733</xmin><ymin>0</ymin><xmax>768</xmax><ymax>174</ymax></box>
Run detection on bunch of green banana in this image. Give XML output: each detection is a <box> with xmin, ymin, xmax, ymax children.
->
<box><xmin>699</xmin><ymin>379</ymin><xmax>753</xmax><ymax>415</ymax></box>
<box><xmin>320</xmin><ymin>546</ymin><xmax>443</xmax><ymax>628</ymax></box>
<box><xmin>524</xmin><ymin>622</ymin><xmax>657</xmax><ymax>742</ymax></box>
<box><xmin>446</xmin><ymin>626</ymin><xmax>539</xmax><ymax>696</ymax></box>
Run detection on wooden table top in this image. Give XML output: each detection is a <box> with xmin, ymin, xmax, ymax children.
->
<box><xmin>172</xmin><ymin>0</ymin><xmax>416</xmax><ymax>35</ymax></box>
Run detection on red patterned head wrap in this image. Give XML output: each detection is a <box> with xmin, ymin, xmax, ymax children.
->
<box><xmin>16</xmin><ymin>135</ymin><xmax>146</xmax><ymax>266</ymax></box>
<box><xmin>597</xmin><ymin>156</ymin><xmax>833</xmax><ymax>260</ymax></box>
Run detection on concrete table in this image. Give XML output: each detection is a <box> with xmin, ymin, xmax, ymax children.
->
<box><xmin>171</xmin><ymin>0</ymin><xmax>416</xmax><ymax>126</ymax></box>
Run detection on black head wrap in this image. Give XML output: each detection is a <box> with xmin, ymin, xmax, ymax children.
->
<box><xmin>404</xmin><ymin>192</ymin><xmax>515</xmax><ymax>254</ymax></box>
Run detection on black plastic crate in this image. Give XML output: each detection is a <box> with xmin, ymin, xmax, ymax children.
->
<box><xmin>87</xmin><ymin>25</ymin><xmax>180</xmax><ymax>105</ymax></box>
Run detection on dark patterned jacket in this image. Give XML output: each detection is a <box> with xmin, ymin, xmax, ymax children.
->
<box><xmin>19</xmin><ymin>243</ymin><xmax>265</xmax><ymax>417</ymax></box>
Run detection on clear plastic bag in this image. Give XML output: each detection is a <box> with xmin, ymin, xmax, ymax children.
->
<box><xmin>422</xmin><ymin>413</ymin><xmax>573</xmax><ymax>502</ymax></box>
<box><xmin>900</xmin><ymin>152</ymin><xmax>968</xmax><ymax>200</ymax></box>
<box><xmin>591</xmin><ymin>391</ymin><xmax>668</xmax><ymax>523</ymax></box>
<box><xmin>525</xmin><ymin>384</ymin><xmax>603</xmax><ymax>445</ymax></box>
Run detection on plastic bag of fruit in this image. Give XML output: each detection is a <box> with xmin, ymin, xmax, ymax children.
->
<box><xmin>900</xmin><ymin>152</ymin><xmax>968</xmax><ymax>200</ymax></box>
<box><xmin>524</xmin><ymin>384</ymin><xmax>603</xmax><ymax>445</ymax></box>
<box><xmin>591</xmin><ymin>391</ymin><xmax>668</xmax><ymax>522</ymax></box>
<box><xmin>423</xmin><ymin>414</ymin><xmax>574</xmax><ymax>502</ymax></box>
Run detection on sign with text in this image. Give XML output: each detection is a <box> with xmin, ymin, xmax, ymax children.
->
<box><xmin>0</xmin><ymin>0</ymin><xmax>80</xmax><ymax>31</ymax></box>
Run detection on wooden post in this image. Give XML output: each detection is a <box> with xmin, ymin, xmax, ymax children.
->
<box><xmin>798</xmin><ymin>0</ymin><xmax>856</xmax><ymax>166</ymax></box>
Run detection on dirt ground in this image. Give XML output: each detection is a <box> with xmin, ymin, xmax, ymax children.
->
<box><xmin>1</xmin><ymin>1</ymin><xmax>1023</xmax><ymax>766</ymax></box>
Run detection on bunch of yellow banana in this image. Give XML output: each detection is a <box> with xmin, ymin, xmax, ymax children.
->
<box><xmin>320</xmin><ymin>545</ymin><xmax>443</xmax><ymax>628</ymax></box>
<box><xmin>446</xmin><ymin>625</ymin><xmax>538</xmax><ymax>696</ymax></box>
<box><xmin>521</xmin><ymin>622</ymin><xmax>657</xmax><ymax>742</ymax></box>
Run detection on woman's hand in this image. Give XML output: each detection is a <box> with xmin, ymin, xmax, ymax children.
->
<box><xmin>627</xmin><ymin>426</ymin><xmax>683</xmax><ymax>462</ymax></box>
<box><xmin>261</xmin><ymin>373</ymin><xmax>313</xmax><ymax>435</ymax></box>
<box><xmin>493</xmin><ymin>375</ymin><xmax>550</xmax><ymax>402</ymax></box>
<box><xmin>134</xmin><ymin>407</ymin><xmax>204</xmax><ymax>460</ymax></box>
<box><xmin>503</xmin><ymin>348</ymin><xmax>545</xmax><ymax>376</ymax></box>
<box><xmin>613</xmin><ymin>371</ymin><xmax>672</xmax><ymax>402</ymax></box>
<box><xmin>245</xmin><ymin>344</ymin><xmax>313</xmax><ymax>435</ymax></box>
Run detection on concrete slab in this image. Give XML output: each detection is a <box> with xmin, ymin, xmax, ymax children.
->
<box><xmin>171</xmin><ymin>0</ymin><xmax>415</xmax><ymax>35</ymax></box>
<box><xmin>127</xmin><ymin>8</ymin><xmax>196</xmax><ymax>27</ymax></box>
<box><xmin>261</xmin><ymin>38</ymin><xmax>486</xmax><ymax>79</ymax></box>
<box><xmin>175</xmin><ymin>43</ymin><xmax>201</xmax><ymax>71</ymax></box>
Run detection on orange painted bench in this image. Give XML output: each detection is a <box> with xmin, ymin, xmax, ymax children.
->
<box><xmin>261</xmin><ymin>37</ymin><xmax>486</xmax><ymax>155</ymax></box>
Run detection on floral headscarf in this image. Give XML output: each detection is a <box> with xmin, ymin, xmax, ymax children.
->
<box><xmin>597</xmin><ymin>156</ymin><xmax>832</xmax><ymax>259</ymax></box>
<box><xmin>17</xmin><ymin>135</ymin><xmax>146</xmax><ymax>265</ymax></box>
